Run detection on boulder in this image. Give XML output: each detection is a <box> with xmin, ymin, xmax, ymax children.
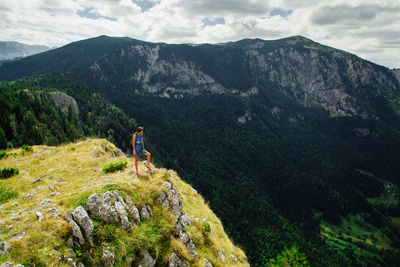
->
<box><xmin>168</xmin><ymin>252</ymin><xmax>189</xmax><ymax>267</ymax></box>
<box><xmin>86</xmin><ymin>191</ymin><xmax>136</xmax><ymax>229</ymax></box>
<box><xmin>71</xmin><ymin>206</ymin><xmax>94</xmax><ymax>244</ymax></box>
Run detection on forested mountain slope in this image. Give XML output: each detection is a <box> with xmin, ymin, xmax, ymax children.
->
<box><xmin>1</xmin><ymin>35</ymin><xmax>400</xmax><ymax>266</ymax></box>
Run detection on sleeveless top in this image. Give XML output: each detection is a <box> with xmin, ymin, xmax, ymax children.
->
<box><xmin>134</xmin><ymin>133</ymin><xmax>143</xmax><ymax>151</ymax></box>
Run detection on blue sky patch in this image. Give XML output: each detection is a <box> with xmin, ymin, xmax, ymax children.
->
<box><xmin>270</xmin><ymin>8</ymin><xmax>292</xmax><ymax>18</ymax></box>
<box><xmin>133</xmin><ymin>0</ymin><xmax>159</xmax><ymax>12</ymax></box>
<box><xmin>77</xmin><ymin>7</ymin><xmax>117</xmax><ymax>21</ymax></box>
<box><xmin>202</xmin><ymin>17</ymin><xmax>225</xmax><ymax>28</ymax></box>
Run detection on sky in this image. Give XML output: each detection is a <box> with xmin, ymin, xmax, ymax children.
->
<box><xmin>1</xmin><ymin>0</ymin><xmax>399</xmax><ymax>68</ymax></box>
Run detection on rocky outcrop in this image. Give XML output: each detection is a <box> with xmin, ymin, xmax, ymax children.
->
<box><xmin>157</xmin><ymin>181</ymin><xmax>198</xmax><ymax>259</ymax></box>
<box><xmin>49</xmin><ymin>92</ymin><xmax>79</xmax><ymax>115</ymax></box>
<box><xmin>64</xmin><ymin>190</ymin><xmax>154</xmax><ymax>265</ymax></box>
<box><xmin>85</xmin><ymin>191</ymin><xmax>149</xmax><ymax>230</ymax></box>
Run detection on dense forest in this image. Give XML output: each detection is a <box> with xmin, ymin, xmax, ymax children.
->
<box><xmin>0</xmin><ymin>75</ymin><xmax>136</xmax><ymax>150</ymax></box>
<box><xmin>1</xmin><ymin>74</ymin><xmax>400</xmax><ymax>265</ymax></box>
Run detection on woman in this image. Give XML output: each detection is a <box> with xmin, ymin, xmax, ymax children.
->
<box><xmin>132</xmin><ymin>126</ymin><xmax>152</xmax><ymax>175</ymax></box>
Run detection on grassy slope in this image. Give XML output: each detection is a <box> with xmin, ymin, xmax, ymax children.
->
<box><xmin>320</xmin><ymin>177</ymin><xmax>400</xmax><ymax>260</ymax></box>
<box><xmin>0</xmin><ymin>138</ymin><xmax>247</xmax><ymax>266</ymax></box>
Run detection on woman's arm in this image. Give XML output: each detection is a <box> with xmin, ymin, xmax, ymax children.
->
<box><xmin>132</xmin><ymin>135</ymin><xmax>137</xmax><ymax>155</ymax></box>
<box><xmin>142</xmin><ymin>139</ymin><xmax>145</xmax><ymax>153</ymax></box>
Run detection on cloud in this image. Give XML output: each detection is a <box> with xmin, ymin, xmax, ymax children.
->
<box><xmin>0</xmin><ymin>0</ymin><xmax>399</xmax><ymax>68</ymax></box>
<box><xmin>310</xmin><ymin>4</ymin><xmax>400</xmax><ymax>26</ymax></box>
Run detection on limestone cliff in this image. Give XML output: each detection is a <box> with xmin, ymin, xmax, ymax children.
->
<box><xmin>0</xmin><ymin>139</ymin><xmax>248</xmax><ymax>266</ymax></box>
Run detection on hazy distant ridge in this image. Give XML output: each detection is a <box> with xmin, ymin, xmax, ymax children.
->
<box><xmin>0</xmin><ymin>41</ymin><xmax>50</xmax><ymax>60</ymax></box>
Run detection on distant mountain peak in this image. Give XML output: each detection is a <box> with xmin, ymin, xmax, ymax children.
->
<box><xmin>0</xmin><ymin>41</ymin><xmax>50</xmax><ymax>60</ymax></box>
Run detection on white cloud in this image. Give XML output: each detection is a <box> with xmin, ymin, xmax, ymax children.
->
<box><xmin>0</xmin><ymin>0</ymin><xmax>399</xmax><ymax>68</ymax></box>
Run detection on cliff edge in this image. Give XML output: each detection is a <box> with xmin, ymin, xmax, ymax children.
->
<box><xmin>0</xmin><ymin>138</ymin><xmax>248</xmax><ymax>266</ymax></box>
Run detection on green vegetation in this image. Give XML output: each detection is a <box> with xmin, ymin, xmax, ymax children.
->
<box><xmin>0</xmin><ymin>167</ymin><xmax>19</xmax><ymax>179</ymax></box>
<box><xmin>0</xmin><ymin>150</ymin><xmax>7</xmax><ymax>159</ymax></box>
<box><xmin>0</xmin><ymin>181</ymin><xmax>18</xmax><ymax>203</ymax></box>
<box><xmin>0</xmin><ymin>35</ymin><xmax>400</xmax><ymax>266</ymax></box>
<box><xmin>0</xmin><ymin>139</ymin><xmax>247</xmax><ymax>266</ymax></box>
<box><xmin>268</xmin><ymin>245</ymin><xmax>309</xmax><ymax>267</ymax></box>
<box><xmin>102</xmin><ymin>160</ymin><xmax>128</xmax><ymax>173</ymax></box>
<box><xmin>0</xmin><ymin>75</ymin><xmax>136</xmax><ymax>150</ymax></box>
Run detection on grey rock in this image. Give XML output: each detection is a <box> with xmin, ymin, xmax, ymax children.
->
<box><xmin>50</xmin><ymin>192</ymin><xmax>60</xmax><ymax>197</ymax></box>
<box><xmin>203</xmin><ymin>258</ymin><xmax>213</xmax><ymax>267</ymax></box>
<box><xmin>66</xmin><ymin>257</ymin><xmax>76</xmax><ymax>267</ymax></box>
<box><xmin>136</xmin><ymin>248</ymin><xmax>156</xmax><ymax>267</ymax></box>
<box><xmin>168</xmin><ymin>252</ymin><xmax>189</xmax><ymax>267</ymax></box>
<box><xmin>47</xmin><ymin>185</ymin><xmax>57</xmax><ymax>191</ymax></box>
<box><xmin>50</xmin><ymin>92</ymin><xmax>79</xmax><ymax>115</ymax></box>
<box><xmin>140</xmin><ymin>205</ymin><xmax>151</xmax><ymax>220</ymax></box>
<box><xmin>0</xmin><ymin>241</ymin><xmax>13</xmax><ymax>255</ymax></box>
<box><xmin>131</xmin><ymin>204</ymin><xmax>141</xmax><ymax>224</ymax></box>
<box><xmin>231</xmin><ymin>254</ymin><xmax>238</xmax><ymax>262</ymax></box>
<box><xmin>48</xmin><ymin>207</ymin><xmax>59</xmax><ymax>217</ymax></box>
<box><xmin>114</xmin><ymin>201</ymin><xmax>130</xmax><ymax>230</ymax></box>
<box><xmin>217</xmin><ymin>251</ymin><xmax>226</xmax><ymax>263</ymax></box>
<box><xmin>178</xmin><ymin>232</ymin><xmax>198</xmax><ymax>259</ymax></box>
<box><xmin>32</xmin><ymin>178</ymin><xmax>43</xmax><ymax>184</ymax></box>
<box><xmin>71</xmin><ymin>206</ymin><xmax>94</xmax><ymax>244</ymax></box>
<box><xmin>12</xmin><ymin>231</ymin><xmax>25</xmax><ymax>240</ymax></box>
<box><xmin>39</xmin><ymin>198</ymin><xmax>51</xmax><ymax>208</ymax></box>
<box><xmin>86</xmin><ymin>192</ymin><xmax>119</xmax><ymax>223</ymax></box>
<box><xmin>102</xmin><ymin>249</ymin><xmax>115</xmax><ymax>266</ymax></box>
<box><xmin>0</xmin><ymin>262</ymin><xmax>14</xmax><ymax>267</ymax></box>
<box><xmin>65</xmin><ymin>215</ymin><xmax>85</xmax><ymax>246</ymax></box>
<box><xmin>146</xmin><ymin>204</ymin><xmax>153</xmax><ymax>217</ymax></box>
<box><xmin>23</xmin><ymin>193</ymin><xmax>33</xmax><ymax>200</ymax></box>
<box><xmin>179</xmin><ymin>214</ymin><xmax>193</xmax><ymax>227</ymax></box>
<box><xmin>77</xmin><ymin>263</ymin><xmax>84</xmax><ymax>267</ymax></box>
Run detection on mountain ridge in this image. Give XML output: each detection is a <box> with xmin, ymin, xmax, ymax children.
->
<box><xmin>0</xmin><ymin>41</ymin><xmax>50</xmax><ymax>61</ymax></box>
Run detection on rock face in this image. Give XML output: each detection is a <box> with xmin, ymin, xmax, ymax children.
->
<box><xmin>49</xmin><ymin>92</ymin><xmax>79</xmax><ymax>115</ymax></box>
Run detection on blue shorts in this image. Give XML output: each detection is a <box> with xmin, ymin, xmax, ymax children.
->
<box><xmin>134</xmin><ymin>148</ymin><xmax>149</xmax><ymax>157</ymax></box>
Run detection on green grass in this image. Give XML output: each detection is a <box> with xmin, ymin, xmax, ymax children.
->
<box><xmin>0</xmin><ymin>167</ymin><xmax>19</xmax><ymax>179</ymax></box>
<box><xmin>91</xmin><ymin>206</ymin><xmax>175</xmax><ymax>265</ymax></box>
<box><xmin>102</xmin><ymin>160</ymin><xmax>128</xmax><ymax>173</ymax></box>
<box><xmin>0</xmin><ymin>181</ymin><xmax>18</xmax><ymax>204</ymax></box>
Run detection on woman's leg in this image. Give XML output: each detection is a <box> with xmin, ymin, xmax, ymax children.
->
<box><xmin>134</xmin><ymin>156</ymin><xmax>139</xmax><ymax>173</ymax></box>
<box><xmin>144</xmin><ymin>151</ymin><xmax>151</xmax><ymax>167</ymax></box>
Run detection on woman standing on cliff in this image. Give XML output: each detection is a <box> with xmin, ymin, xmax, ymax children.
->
<box><xmin>132</xmin><ymin>126</ymin><xmax>152</xmax><ymax>175</ymax></box>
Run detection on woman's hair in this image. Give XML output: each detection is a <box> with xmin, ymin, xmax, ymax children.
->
<box><xmin>134</xmin><ymin>126</ymin><xmax>144</xmax><ymax>135</ymax></box>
